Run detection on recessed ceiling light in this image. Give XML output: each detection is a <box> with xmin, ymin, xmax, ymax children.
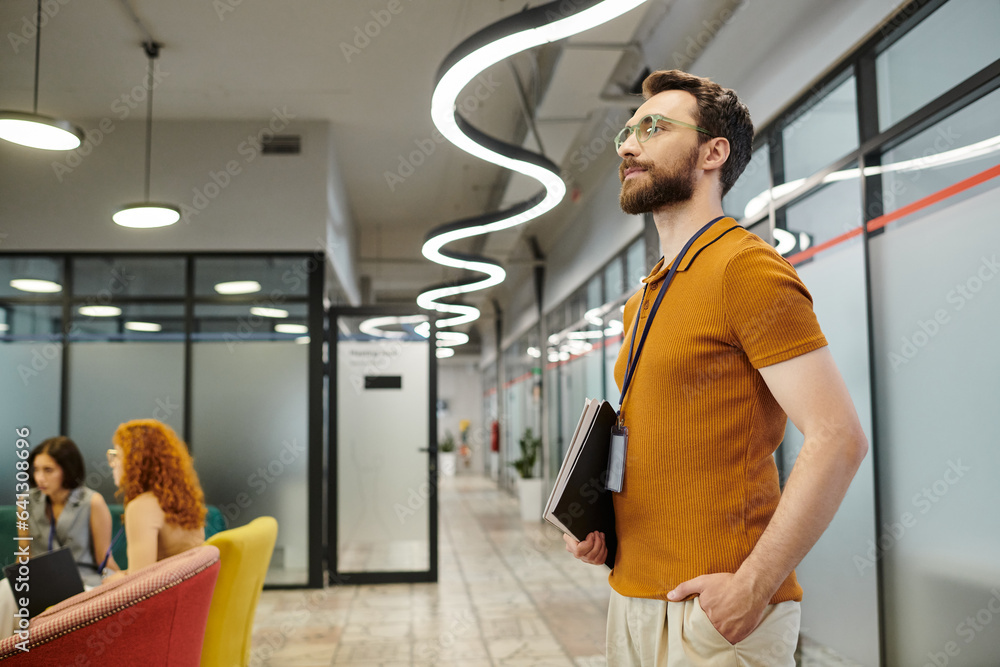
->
<box><xmin>250</xmin><ymin>307</ymin><xmax>288</xmax><ymax>319</ymax></box>
<box><xmin>124</xmin><ymin>321</ymin><xmax>162</xmax><ymax>332</ymax></box>
<box><xmin>436</xmin><ymin>348</ymin><xmax>455</xmax><ymax>359</ymax></box>
<box><xmin>0</xmin><ymin>323</ymin><xmax>9</xmax><ymax>332</ymax></box>
<box><xmin>274</xmin><ymin>323</ymin><xmax>308</xmax><ymax>334</ymax></box>
<box><xmin>79</xmin><ymin>305</ymin><xmax>122</xmax><ymax>317</ymax></box>
<box><xmin>215</xmin><ymin>280</ymin><xmax>261</xmax><ymax>295</ymax></box>
<box><xmin>10</xmin><ymin>278</ymin><xmax>62</xmax><ymax>293</ymax></box>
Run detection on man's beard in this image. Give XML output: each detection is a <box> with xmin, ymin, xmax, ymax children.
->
<box><xmin>618</xmin><ymin>147</ymin><xmax>699</xmax><ymax>214</ymax></box>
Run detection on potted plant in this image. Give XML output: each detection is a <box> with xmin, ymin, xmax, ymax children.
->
<box><xmin>510</xmin><ymin>428</ymin><xmax>543</xmax><ymax>521</ymax></box>
<box><xmin>439</xmin><ymin>431</ymin><xmax>457</xmax><ymax>477</ymax></box>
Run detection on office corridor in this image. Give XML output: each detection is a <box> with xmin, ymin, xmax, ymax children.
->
<box><xmin>249</xmin><ymin>475</ymin><xmax>610</xmax><ymax>666</ymax></box>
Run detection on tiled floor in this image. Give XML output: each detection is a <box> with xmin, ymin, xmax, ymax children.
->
<box><xmin>250</xmin><ymin>474</ymin><xmax>610</xmax><ymax>666</ymax></box>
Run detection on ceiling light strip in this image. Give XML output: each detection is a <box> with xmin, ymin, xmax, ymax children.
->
<box><xmin>417</xmin><ymin>0</ymin><xmax>649</xmax><ymax>335</ymax></box>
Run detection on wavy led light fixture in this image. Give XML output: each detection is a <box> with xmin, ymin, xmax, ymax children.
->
<box><xmin>417</xmin><ymin>0</ymin><xmax>649</xmax><ymax>337</ymax></box>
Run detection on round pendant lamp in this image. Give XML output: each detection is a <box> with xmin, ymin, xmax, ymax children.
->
<box><xmin>0</xmin><ymin>0</ymin><xmax>83</xmax><ymax>150</ymax></box>
<box><xmin>113</xmin><ymin>41</ymin><xmax>180</xmax><ymax>228</ymax></box>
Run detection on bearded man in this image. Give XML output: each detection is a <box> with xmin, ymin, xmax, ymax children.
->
<box><xmin>564</xmin><ymin>70</ymin><xmax>868</xmax><ymax>667</ymax></box>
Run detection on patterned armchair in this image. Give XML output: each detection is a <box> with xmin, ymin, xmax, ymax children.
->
<box><xmin>0</xmin><ymin>545</ymin><xmax>220</xmax><ymax>665</ymax></box>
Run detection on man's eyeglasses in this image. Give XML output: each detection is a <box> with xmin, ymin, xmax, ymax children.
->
<box><xmin>106</xmin><ymin>449</ymin><xmax>118</xmax><ymax>466</ymax></box>
<box><xmin>614</xmin><ymin>114</ymin><xmax>712</xmax><ymax>150</ymax></box>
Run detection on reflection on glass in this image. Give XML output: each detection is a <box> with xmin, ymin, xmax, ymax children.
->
<box><xmin>193</xmin><ymin>303</ymin><xmax>308</xmax><ymax>339</ymax></box>
<box><xmin>604</xmin><ymin>257</ymin><xmax>625</xmax><ymax>302</ymax></box>
<box><xmin>625</xmin><ymin>236</ymin><xmax>647</xmax><ymax>287</ymax></box>
<box><xmin>879</xmin><ymin>86</ymin><xmax>1000</xmax><ymax>219</ymax></box>
<box><xmin>73</xmin><ymin>257</ymin><xmax>185</xmax><ymax>297</ymax></box>
<box><xmin>586</xmin><ymin>275</ymin><xmax>602</xmax><ymax>311</ymax></box>
<box><xmin>724</xmin><ymin>146</ymin><xmax>770</xmax><ymax>221</ymax></box>
<box><xmin>783</xmin><ymin>167</ymin><xmax>862</xmax><ymax>253</ymax></box>
<box><xmin>70</xmin><ymin>304</ymin><xmax>185</xmax><ymax>340</ymax></box>
<box><xmin>876</xmin><ymin>0</ymin><xmax>1000</xmax><ymax>131</ymax></box>
<box><xmin>782</xmin><ymin>76</ymin><xmax>858</xmax><ymax>183</ymax></box>
<box><xmin>0</xmin><ymin>304</ymin><xmax>62</xmax><ymax>339</ymax></box>
<box><xmin>194</xmin><ymin>256</ymin><xmax>313</xmax><ymax>297</ymax></box>
<box><xmin>0</xmin><ymin>257</ymin><xmax>63</xmax><ymax>298</ymax></box>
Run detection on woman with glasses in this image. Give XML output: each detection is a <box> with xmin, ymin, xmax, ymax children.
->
<box><xmin>104</xmin><ymin>419</ymin><xmax>206</xmax><ymax>581</ymax></box>
<box><xmin>1</xmin><ymin>436</ymin><xmax>119</xmax><ymax>636</ymax></box>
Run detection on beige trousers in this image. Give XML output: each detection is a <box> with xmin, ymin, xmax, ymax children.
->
<box><xmin>606</xmin><ymin>589</ymin><xmax>800</xmax><ymax>666</ymax></box>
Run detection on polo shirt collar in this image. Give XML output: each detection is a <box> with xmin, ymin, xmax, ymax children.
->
<box><xmin>641</xmin><ymin>216</ymin><xmax>739</xmax><ymax>283</ymax></box>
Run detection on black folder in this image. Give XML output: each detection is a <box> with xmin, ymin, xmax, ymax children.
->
<box><xmin>543</xmin><ymin>399</ymin><xmax>618</xmax><ymax>568</ymax></box>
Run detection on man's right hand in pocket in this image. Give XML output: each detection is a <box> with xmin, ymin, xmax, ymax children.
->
<box><xmin>564</xmin><ymin>531</ymin><xmax>607</xmax><ymax>565</ymax></box>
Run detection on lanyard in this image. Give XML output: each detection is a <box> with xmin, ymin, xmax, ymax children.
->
<box><xmin>617</xmin><ymin>216</ymin><xmax>726</xmax><ymax>423</ymax></box>
<box><xmin>46</xmin><ymin>494</ymin><xmax>124</xmax><ymax>573</ymax></box>
<box><xmin>47</xmin><ymin>501</ymin><xmax>57</xmax><ymax>551</ymax></box>
<box><xmin>99</xmin><ymin>526</ymin><xmax>125</xmax><ymax>574</ymax></box>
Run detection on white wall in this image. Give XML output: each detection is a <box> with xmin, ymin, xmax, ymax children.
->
<box><xmin>0</xmin><ymin>117</ymin><xmax>330</xmax><ymax>251</ymax></box>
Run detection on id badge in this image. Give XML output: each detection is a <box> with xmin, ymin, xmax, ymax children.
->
<box><xmin>605</xmin><ymin>424</ymin><xmax>628</xmax><ymax>493</ymax></box>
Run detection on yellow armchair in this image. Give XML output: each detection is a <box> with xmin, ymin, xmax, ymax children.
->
<box><xmin>200</xmin><ymin>516</ymin><xmax>278</xmax><ymax>667</ymax></box>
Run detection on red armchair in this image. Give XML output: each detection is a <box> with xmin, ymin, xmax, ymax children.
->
<box><xmin>0</xmin><ymin>545</ymin><xmax>220</xmax><ymax>665</ymax></box>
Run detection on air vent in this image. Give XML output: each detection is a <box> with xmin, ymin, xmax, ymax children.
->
<box><xmin>261</xmin><ymin>135</ymin><xmax>301</xmax><ymax>155</ymax></box>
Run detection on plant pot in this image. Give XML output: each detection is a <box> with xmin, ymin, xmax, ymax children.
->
<box><xmin>516</xmin><ymin>477</ymin><xmax>544</xmax><ymax>522</ymax></box>
<box><xmin>439</xmin><ymin>452</ymin><xmax>456</xmax><ymax>477</ymax></box>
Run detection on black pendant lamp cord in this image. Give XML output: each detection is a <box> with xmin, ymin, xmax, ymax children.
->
<box><xmin>32</xmin><ymin>0</ymin><xmax>41</xmax><ymax>114</ymax></box>
<box><xmin>143</xmin><ymin>41</ymin><xmax>160</xmax><ymax>201</ymax></box>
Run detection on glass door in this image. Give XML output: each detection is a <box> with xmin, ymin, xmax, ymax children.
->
<box><xmin>328</xmin><ymin>306</ymin><xmax>437</xmax><ymax>584</ymax></box>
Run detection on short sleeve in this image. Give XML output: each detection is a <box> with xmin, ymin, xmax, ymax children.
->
<box><xmin>723</xmin><ymin>244</ymin><xmax>827</xmax><ymax>368</ymax></box>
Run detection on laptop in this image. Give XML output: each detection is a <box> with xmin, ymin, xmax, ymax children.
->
<box><xmin>3</xmin><ymin>546</ymin><xmax>86</xmax><ymax>617</ymax></box>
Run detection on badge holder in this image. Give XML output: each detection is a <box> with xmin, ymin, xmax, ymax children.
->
<box><xmin>605</xmin><ymin>413</ymin><xmax>628</xmax><ymax>493</ymax></box>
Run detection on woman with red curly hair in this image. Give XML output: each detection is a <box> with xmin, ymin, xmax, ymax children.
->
<box><xmin>106</xmin><ymin>419</ymin><xmax>206</xmax><ymax>577</ymax></box>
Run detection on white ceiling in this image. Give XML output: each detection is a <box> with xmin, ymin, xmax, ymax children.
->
<box><xmin>0</xmin><ymin>0</ymin><xmax>852</xmax><ymax>317</ymax></box>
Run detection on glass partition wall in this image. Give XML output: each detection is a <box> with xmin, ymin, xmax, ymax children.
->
<box><xmin>501</xmin><ymin>330</ymin><xmax>542</xmax><ymax>492</ymax></box>
<box><xmin>543</xmin><ymin>236</ymin><xmax>646</xmax><ymax>499</ymax></box>
<box><xmin>735</xmin><ymin>1</ymin><xmax>1000</xmax><ymax>663</ymax></box>
<box><xmin>0</xmin><ymin>253</ymin><xmax>323</xmax><ymax>587</ymax></box>
<box><xmin>510</xmin><ymin>1</ymin><xmax>999</xmax><ymax>663</ymax></box>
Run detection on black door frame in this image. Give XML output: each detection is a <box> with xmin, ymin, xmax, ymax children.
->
<box><xmin>327</xmin><ymin>305</ymin><xmax>438</xmax><ymax>585</ymax></box>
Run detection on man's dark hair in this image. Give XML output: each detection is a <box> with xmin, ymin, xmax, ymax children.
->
<box><xmin>29</xmin><ymin>436</ymin><xmax>86</xmax><ymax>489</ymax></box>
<box><xmin>642</xmin><ymin>69</ymin><xmax>754</xmax><ymax>197</ymax></box>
